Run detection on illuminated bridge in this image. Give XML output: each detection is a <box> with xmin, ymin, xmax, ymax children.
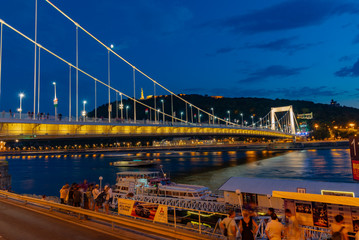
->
<box><xmin>0</xmin><ymin>1</ymin><xmax>300</xmax><ymax>142</ymax></box>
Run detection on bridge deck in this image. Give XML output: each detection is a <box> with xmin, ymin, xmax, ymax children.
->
<box><xmin>0</xmin><ymin>118</ymin><xmax>292</xmax><ymax>141</ymax></box>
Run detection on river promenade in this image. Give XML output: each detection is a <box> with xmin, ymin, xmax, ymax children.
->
<box><xmin>0</xmin><ymin>140</ymin><xmax>349</xmax><ymax>156</ymax></box>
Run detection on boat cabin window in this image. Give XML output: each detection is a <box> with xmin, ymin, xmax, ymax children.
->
<box><xmin>243</xmin><ymin>193</ymin><xmax>258</xmax><ymax>206</ymax></box>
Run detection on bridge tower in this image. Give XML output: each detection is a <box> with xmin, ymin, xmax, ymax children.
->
<box><xmin>270</xmin><ymin>105</ymin><xmax>296</xmax><ymax>134</ymax></box>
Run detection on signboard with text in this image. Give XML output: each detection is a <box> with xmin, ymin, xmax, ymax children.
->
<box><xmin>349</xmin><ymin>137</ymin><xmax>359</xmax><ymax>181</ymax></box>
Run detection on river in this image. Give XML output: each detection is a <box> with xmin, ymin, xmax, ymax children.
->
<box><xmin>3</xmin><ymin>148</ymin><xmax>353</xmax><ymax>197</ymax></box>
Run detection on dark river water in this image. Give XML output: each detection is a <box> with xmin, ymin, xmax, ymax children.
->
<box><xmin>3</xmin><ymin>148</ymin><xmax>353</xmax><ymax>197</ymax></box>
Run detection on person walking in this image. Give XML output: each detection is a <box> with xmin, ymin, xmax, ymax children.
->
<box><xmin>330</xmin><ymin>215</ymin><xmax>348</xmax><ymax>240</ymax></box>
<box><xmin>59</xmin><ymin>184</ymin><xmax>69</xmax><ymax>204</ymax></box>
<box><xmin>239</xmin><ymin>210</ymin><xmax>258</xmax><ymax>240</ymax></box>
<box><xmin>220</xmin><ymin>209</ymin><xmax>237</xmax><ymax>240</ymax></box>
<box><xmin>285</xmin><ymin>209</ymin><xmax>300</xmax><ymax>240</ymax></box>
<box><xmin>265</xmin><ymin>214</ymin><xmax>284</xmax><ymax>240</ymax></box>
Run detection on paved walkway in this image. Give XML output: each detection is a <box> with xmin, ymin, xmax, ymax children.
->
<box><xmin>0</xmin><ymin>198</ymin><xmax>170</xmax><ymax>240</ymax></box>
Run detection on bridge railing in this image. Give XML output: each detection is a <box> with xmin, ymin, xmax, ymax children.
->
<box><xmin>0</xmin><ymin>111</ymin><xmax>287</xmax><ymax>133</ymax></box>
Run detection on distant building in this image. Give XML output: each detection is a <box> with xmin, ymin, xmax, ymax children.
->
<box><xmin>140</xmin><ymin>88</ymin><xmax>145</xmax><ymax>100</ymax></box>
<box><xmin>211</xmin><ymin>96</ymin><xmax>223</xmax><ymax>99</ymax></box>
<box><xmin>330</xmin><ymin>99</ymin><xmax>340</xmax><ymax>107</ymax></box>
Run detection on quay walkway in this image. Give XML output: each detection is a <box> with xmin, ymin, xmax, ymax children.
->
<box><xmin>0</xmin><ymin>191</ymin><xmax>208</xmax><ymax>240</ymax></box>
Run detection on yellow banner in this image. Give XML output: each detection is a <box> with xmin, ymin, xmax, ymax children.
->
<box><xmin>118</xmin><ymin>199</ymin><xmax>134</xmax><ymax>216</ymax></box>
<box><xmin>154</xmin><ymin>205</ymin><xmax>168</xmax><ymax>224</ymax></box>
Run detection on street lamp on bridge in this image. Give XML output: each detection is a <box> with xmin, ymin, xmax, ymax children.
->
<box><xmin>211</xmin><ymin>108</ymin><xmax>214</xmax><ymax>124</ymax></box>
<box><xmin>126</xmin><ymin>106</ymin><xmax>129</xmax><ymax>121</ymax></box>
<box><xmin>82</xmin><ymin>100</ymin><xmax>87</xmax><ymax>120</ymax></box>
<box><xmin>18</xmin><ymin>93</ymin><xmax>24</xmax><ymax>119</ymax></box>
<box><xmin>251</xmin><ymin>115</ymin><xmax>254</xmax><ymax>127</ymax></box>
<box><xmin>53</xmin><ymin>82</ymin><xmax>58</xmax><ymax>120</ymax></box>
<box><xmin>189</xmin><ymin>104</ymin><xmax>193</xmax><ymax>123</ymax></box>
<box><xmin>240</xmin><ymin>113</ymin><xmax>243</xmax><ymax>127</ymax></box>
<box><xmin>227</xmin><ymin>110</ymin><xmax>231</xmax><ymax>123</ymax></box>
<box><xmin>161</xmin><ymin>99</ymin><xmax>165</xmax><ymax>122</ymax></box>
<box><xmin>180</xmin><ymin>112</ymin><xmax>184</xmax><ymax>121</ymax></box>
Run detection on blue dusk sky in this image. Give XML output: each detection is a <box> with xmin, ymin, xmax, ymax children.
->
<box><xmin>1</xmin><ymin>0</ymin><xmax>359</xmax><ymax>115</ymax></box>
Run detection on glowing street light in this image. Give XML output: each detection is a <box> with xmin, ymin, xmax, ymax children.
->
<box><xmin>53</xmin><ymin>82</ymin><xmax>58</xmax><ymax>120</ymax></box>
<box><xmin>126</xmin><ymin>105</ymin><xmax>129</xmax><ymax>121</ymax></box>
<box><xmin>82</xmin><ymin>100</ymin><xmax>87</xmax><ymax>119</ymax></box>
<box><xmin>227</xmin><ymin>110</ymin><xmax>231</xmax><ymax>123</ymax></box>
<box><xmin>251</xmin><ymin>115</ymin><xmax>254</xmax><ymax>127</ymax></box>
<box><xmin>190</xmin><ymin>105</ymin><xmax>193</xmax><ymax>123</ymax></box>
<box><xmin>240</xmin><ymin>113</ymin><xmax>243</xmax><ymax>127</ymax></box>
<box><xmin>18</xmin><ymin>93</ymin><xmax>24</xmax><ymax>119</ymax></box>
<box><xmin>161</xmin><ymin>99</ymin><xmax>165</xmax><ymax>122</ymax></box>
<box><xmin>180</xmin><ymin>111</ymin><xmax>184</xmax><ymax>121</ymax></box>
<box><xmin>211</xmin><ymin>108</ymin><xmax>215</xmax><ymax>124</ymax></box>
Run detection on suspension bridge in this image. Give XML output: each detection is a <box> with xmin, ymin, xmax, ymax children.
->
<box><xmin>0</xmin><ymin>1</ymin><xmax>301</xmax><ymax>141</ymax></box>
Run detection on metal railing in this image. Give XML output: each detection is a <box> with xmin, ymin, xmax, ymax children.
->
<box><xmin>0</xmin><ymin>190</ymin><xmax>210</xmax><ymax>240</ymax></box>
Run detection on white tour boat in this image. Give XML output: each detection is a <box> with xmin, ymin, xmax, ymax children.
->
<box><xmin>113</xmin><ymin>170</ymin><xmax>212</xmax><ymax>200</ymax></box>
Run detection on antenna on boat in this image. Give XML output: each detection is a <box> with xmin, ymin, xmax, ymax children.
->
<box><xmin>159</xmin><ymin>165</ymin><xmax>166</xmax><ymax>177</ymax></box>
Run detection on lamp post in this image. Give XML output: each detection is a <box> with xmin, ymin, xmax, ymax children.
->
<box><xmin>18</xmin><ymin>93</ymin><xmax>24</xmax><ymax>119</ymax></box>
<box><xmin>99</xmin><ymin>176</ymin><xmax>103</xmax><ymax>191</ymax></box>
<box><xmin>157</xmin><ymin>109</ymin><xmax>160</xmax><ymax>122</ymax></box>
<box><xmin>161</xmin><ymin>99</ymin><xmax>165</xmax><ymax>122</ymax></box>
<box><xmin>251</xmin><ymin>115</ymin><xmax>254</xmax><ymax>127</ymax></box>
<box><xmin>211</xmin><ymin>108</ymin><xmax>214</xmax><ymax>124</ymax></box>
<box><xmin>227</xmin><ymin>110</ymin><xmax>231</xmax><ymax>123</ymax></box>
<box><xmin>126</xmin><ymin>106</ymin><xmax>129</xmax><ymax>121</ymax></box>
<box><xmin>190</xmin><ymin>104</ymin><xmax>193</xmax><ymax>123</ymax></box>
<box><xmin>240</xmin><ymin>113</ymin><xmax>243</xmax><ymax>127</ymax></box>
<box><xmin>53</xmin><ymin>82</ymin><xmax>58</xmax><ymax>120</ymax></box>
<box><xmin>260</xmin><ymin>117</ymin><xmax>262</xmax><ymax>128</ymax></box>
<box><xmin>119</xmin><ymin>93</ymin><xmax>123</xmax><ymax>120</ymax></box>
<box><xmin>180</xmin><ymin>112</ymin><xmax>184</xmax><ymax>121</ymax></box>
<box><xmin>82</xmin><ymin>100</ymin><xmax>87</xmax><ymax>120</ymax></box>
<box><xmin>235</xmin><ymin>189</ymin><xmax>243</xmax><ymax>215</ymax></box>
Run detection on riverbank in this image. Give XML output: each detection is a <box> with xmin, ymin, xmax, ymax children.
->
<box><xmin>0</xmin><ymin>140</ymin><xmax>348</xmax><ymax>156</ymax></box>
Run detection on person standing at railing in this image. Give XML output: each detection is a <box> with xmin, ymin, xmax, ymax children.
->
<box><xmin>265</xmin><ymin>214</ymin><xmax>284</xmax><ymax>240</ymax></box>
<box><xmin>330</xmin><ymin>215</ymin><xmax>348</xmax><ymax>240</ymax></box>
<box><xmin>239</xmin><ymin>210</ymin><xmax>258</xmax><ymax>240</ymax></box>
<box><xmin>60</xmin><ymin>184</ymin><xmax>69</xmax><ymax>204</ymax></box>
<box><xmin>284</xmin><ymin>209</ymin><xmax>300</xmax><ymax>240</ymax></box>
<box><xmin>220</xmin><ymin>210</ymin><xmax>237</xmax><ymax>240</ymax></box>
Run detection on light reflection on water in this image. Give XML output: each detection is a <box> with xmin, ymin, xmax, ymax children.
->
<box><xmin>5</xmin><ymin>149</ymin><xmax>352</xmax><ymax>196</ymax></box>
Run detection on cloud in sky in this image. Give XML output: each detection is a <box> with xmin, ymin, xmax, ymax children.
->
<box><xmin>206</xmin><ymin>0</ymin><xmax>359</xmax><ymax>34</ymax></box>
<box><xmin>244</xmin><ymin>37</ymin><xmax>320</xmax><ymax>54</ymax></box>
<box><xmin>239</xmin><ymin>65</ymin><xmax>308</xmax><ymax>83</ymax></box>
<box><xmin>335</xmin><ymin>58</ymin><xmax>359</xmax><ymax>77</ymax></box>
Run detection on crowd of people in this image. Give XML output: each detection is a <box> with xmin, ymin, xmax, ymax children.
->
<box><xmin>59</xmin><ymin>180</ymin><xmax>113</xmax><ymax>214</ymax></box>
<box><xmin>220</xmin><ymin>207</ymin><xmax>355</xmax><ymax>240</ymax></box>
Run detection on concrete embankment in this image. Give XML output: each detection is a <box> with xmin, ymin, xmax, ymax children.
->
<box><xmin>0</xmin><ymin>140</ymin><xmax>349</xmax><ymax>156</ymax></box>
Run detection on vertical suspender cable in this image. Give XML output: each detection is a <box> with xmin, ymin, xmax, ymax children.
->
<box><xmin>37</xmin><ymin>47</ymin><xmax>40</xmax><ymax>114</ymax></box>
<box><xmin>108</xmin><ymin>50</ymin><xmax>110</xmax><ymax>122</ymax></box>
<box><xmin>116</xmin><ymin>92</ymin><xmax>118</xmax><ymax>119</ymax></box>
<box><xmin>94</xmin><ymin>80</ymin><xmax>97</xmax><ymax>120</ymax></box>
<box><xmin>171</xmin><ymin>94</ymin><xmax>173</xmax><ymax>123</ymax></box>
<box><xmin>133</xmin><ymin>68</ymin><xmax>136</xmax><ymax>123</ymax></box>
<box><xmin>33</xmin><ymin>0</ymin><xmax>37</xmax><ymax>119</ymax></box>
<box><xmin>185</xmin><ymin>103</ymin><xmax>188</xmax><ymax>123</ymax></box>
<box><xmin>154</xmin><ymin>82</ymin><xmax>156</xmax><ymax>122</ymax></box>
<box><xmin>69</xmin><ymin>65</ymin><xmax>71</xmax><ymax>121</ymax></box>
<box><xmin>75</xmin><ymin>25</ymin><xmax>79</xmax><ymax>121</ymax></box>
<box><xmin>0</xmin><ymin>22</ymin><xmax>3</xmax><ymax>107</ymax></box>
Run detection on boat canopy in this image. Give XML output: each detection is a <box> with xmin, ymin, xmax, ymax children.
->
<box><xmin>273</xmin><ymin>191</ymin><xmax>359</xmax><ymax>207</ymax></box>
<box><xmin>219</xmin><ymin>177</ymin><xmax>359</xmax><ymax>197</ymax></box>
<box><xmin>116</xmin><ymin>171</ymin><xmax>159</xmax><ymax>176</ymax></box>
